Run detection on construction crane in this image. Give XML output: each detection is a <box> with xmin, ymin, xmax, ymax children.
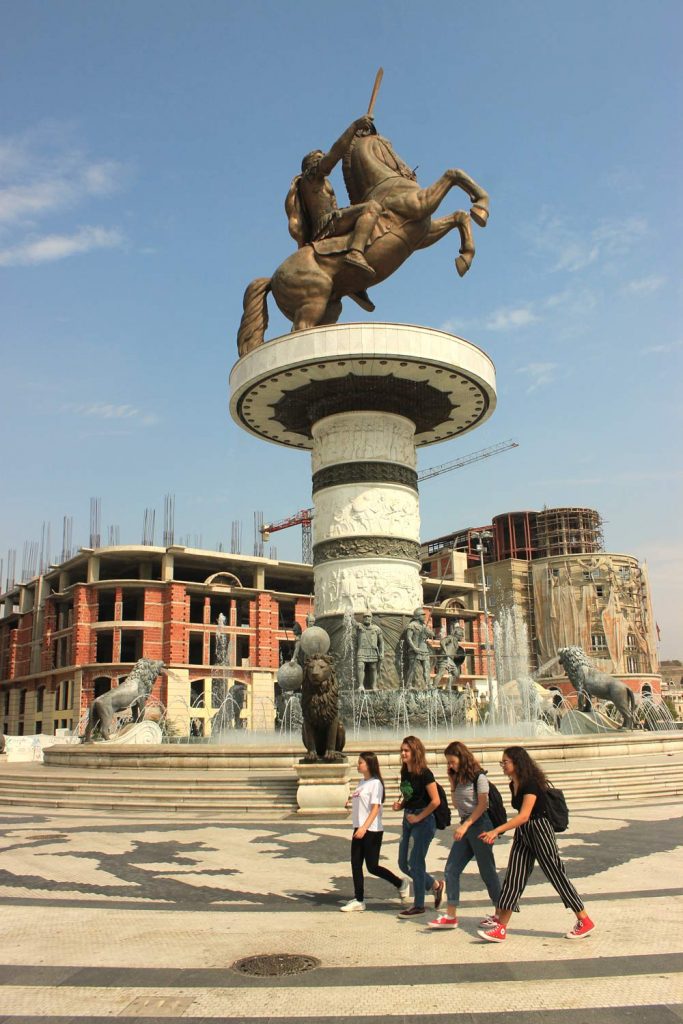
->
<box><xmin>261</xmin><ymin>508</ymin><xmax>314</xmax><ymax>563</ymax></box>
<box><xmin>261</xmin><ymin>440</ymin><xmax>519</xmax><ymax>562</ymax></box>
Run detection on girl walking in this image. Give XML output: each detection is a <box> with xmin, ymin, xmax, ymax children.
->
<box><xmin>341</xmin><ymin>752</ymin><xmax>408</xmax><ymax>912</ymax></box>
<box><xmin>477</xmin><ymin>745</ymin><xmax>594</xmax><ymax>942</ymax></box>
<box><xmin>428</xmin><ymin>740</ymin><xmax>501</xmax><ymax>930</ymax></box>
<box><xmin>393</xmin><ymin>735</ymin><xmax>444</xmax><ymax>919</ymax></box>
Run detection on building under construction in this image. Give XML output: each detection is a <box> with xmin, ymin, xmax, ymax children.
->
<box><xmin>422</xmin><ymin>506</ymin><xmax>660</xmax><ymax>695</ymax></box>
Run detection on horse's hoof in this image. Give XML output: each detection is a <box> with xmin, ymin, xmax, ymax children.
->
<box><xmin>455</xmin><ymin>253</ymin><xmax>472</xmax><ymax>277</ymax></box>
<box><xmin>471</xmin><ymin>204</ymin><xmax>489</xmax><ymax>227</ymax></box>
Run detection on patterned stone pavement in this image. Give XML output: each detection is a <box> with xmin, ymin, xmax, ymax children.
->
<box><xmin>0</xmin><ymin>797</ymin><xmax>681</xmax><ymax>1022</ymax></box>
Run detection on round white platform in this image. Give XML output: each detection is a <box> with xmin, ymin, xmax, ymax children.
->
<box><xmin>229</xmin><ymin>322</ymin><xmax>496</xmax><ymax>450</ymax></box>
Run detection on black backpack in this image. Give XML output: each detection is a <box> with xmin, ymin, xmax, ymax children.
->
<box><xmin>474</xmin><ymin>772</ymin><xmax>508</xmax><ymax>829</ymax></box>
<box><xmin>544</xmin><ymin>786</ymin><xmax>569</xmax><ymax>832</ymax></box>
<box><xmin>433</xmin><ymin>781</ymin><xmax>452</xmax><ymax>830</ymax></box>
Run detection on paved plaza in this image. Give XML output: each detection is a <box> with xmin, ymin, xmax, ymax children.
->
<box><xmin>0</xmin><ymin>793</ymin><xmax>681</xmax><ymax>1024</ymax></box>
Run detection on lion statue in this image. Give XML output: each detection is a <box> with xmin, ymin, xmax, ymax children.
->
<box><xmin>300</xmin><ymin>653</ymin><xmax>346</xmax><ymax>762</ymax></box>
<box><xmin>84</xmin><ymin>658</ymin><xmax>165</xmax><ymax>742</ymax></box>
<box><xmin>558</xmin><ymin>646</ymin><xmax>636</xmax><ymax>730</ymax></box>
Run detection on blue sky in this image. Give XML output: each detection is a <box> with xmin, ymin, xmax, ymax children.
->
<box><xmin>1</xmin><ymin>1</ymin><xmax>681</xmax><ymax>657</ymax></box>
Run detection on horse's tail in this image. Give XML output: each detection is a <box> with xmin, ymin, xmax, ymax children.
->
<box><xmin>627</xmin><ymin>686</ymin><xmax>637</xmax><ymax>711</ymax></box>
<box><xmin>237</xmin><ymin>277</ymin><xmax>271</xmax><ymax>357</ymax></box>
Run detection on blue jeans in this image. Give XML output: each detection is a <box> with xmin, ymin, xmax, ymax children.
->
<box><xmin>444</xmin><ymin>812</ymin><xmax>501</xmax><ymax>907</ymax></box>
<box><xmin>398</xmin><ymin>812</ymin><xmax>437</xmax><ymax>907</ymax></box>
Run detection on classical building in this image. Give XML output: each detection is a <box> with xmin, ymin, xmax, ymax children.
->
<box><xmin>422</xmin><ymin>506</ymin><xmax>661</xmax><ymax>698</ymax></box>
<box><xmin>0</xmin><ymin>542</ymin><xmax>487</xmax><ymax>737</ymax></box>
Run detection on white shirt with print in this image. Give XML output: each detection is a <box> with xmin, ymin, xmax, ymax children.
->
<box><xmin>351</xmin><ymin>777</ymin><xmax>384</xmax><ymax>831</ymax></box>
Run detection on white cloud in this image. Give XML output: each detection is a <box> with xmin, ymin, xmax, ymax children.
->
<box><xmin>514</xmin><ymin>361</ymin><xmax>560</xmax><ymax>393</ymax></box>
<box><xmin>642</xmin><ymin>339</ymin><xmax>683</xmax><ymax>355</ymax></box>
<box><xmin>623</xmin><ymin>275</ymin><xmax>667</xmax><ymax>294</ymax></box>
<box><xmin>529</xmin><ymin>209</ymin><xmax>648</xmax><ymax>274</ymax></box>
<box><xmin>63</xmin><ymin>401</ymin><xmax>158</xmax><ymax>428</ymax></box>
<box><xmin>485</xmin><ymin>306</ymin><xmax>539</xmax><ymax>331</ymax></box>
<box><xmin>0</xmin><ymin>126</ymin><xmax>128</xmax><ymax>266</ymax></box>
<box><xmin>0</xmin><ymin>226</ymin><xmax>123</xmax><ymax>266</ymax></box>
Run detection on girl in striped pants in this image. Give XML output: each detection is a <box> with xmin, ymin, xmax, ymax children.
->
<box><xmin>477</xmin><ymin>745</ymin><xmax>594</xmax><ymax>942</ymax></box>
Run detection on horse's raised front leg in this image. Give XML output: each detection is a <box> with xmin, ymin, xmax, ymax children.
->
<box><xmin>416</xmin><ymin>211</ymin><xmax>475</xmax><ymax>277</ymax></box>
<box><xmin>393</xmin><ymin>170</ymin><xmax>489</xmax><ymax>228</ymax></box>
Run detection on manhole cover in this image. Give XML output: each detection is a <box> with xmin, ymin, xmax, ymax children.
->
<box><xmin>232</xmin><ymin>953</ymin><xmax>320</xmax><ymax>977</ymax></box>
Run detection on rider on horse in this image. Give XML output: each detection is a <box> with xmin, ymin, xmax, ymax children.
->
<box><xmin>285</xmin><ymin>114</ymin><xmax>381</xmax><ymax>284</ymax></box>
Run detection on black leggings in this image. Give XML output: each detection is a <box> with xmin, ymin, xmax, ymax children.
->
<box><xmin>351</xmin><ymin>830</ymin><xmax>402</xmax><ymax>901</ymax></box>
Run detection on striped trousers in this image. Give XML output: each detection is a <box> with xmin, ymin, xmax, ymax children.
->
<box><xmin>498</xmin><ymin>817</ymin><xmax>584</xmax><ymax>914</ymax></box>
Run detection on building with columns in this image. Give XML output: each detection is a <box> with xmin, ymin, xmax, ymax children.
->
<box><xmin>0</xmin><ymin>543</ymin><xmax>488</xmax><ymax>737</ymax></box>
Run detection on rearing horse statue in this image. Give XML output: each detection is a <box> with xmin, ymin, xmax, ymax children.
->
<box><xmin>237</xmin><ymin>126</ymin><xmax>489</xmax><ymax>356</ymax></box>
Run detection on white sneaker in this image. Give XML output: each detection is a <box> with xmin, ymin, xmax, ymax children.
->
<box><xmin>399</xmin><ymin>878</ymin><xmax>411</xmax><ymax>903</ymax></box>
<box><xmin>340</xmin><ymin>899</ymin><xmax>366</xmax><ymax>913</ymax></box>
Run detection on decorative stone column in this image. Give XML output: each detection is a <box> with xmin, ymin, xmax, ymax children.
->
<box><xmin>230</xmin><ymin>322</ymin><xmax>496</xmax><ymax>688</ymax></box>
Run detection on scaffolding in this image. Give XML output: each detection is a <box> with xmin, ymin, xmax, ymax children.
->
<box><xmin>535</xmin><ymin>507</ymin><xmax>604</xmax><ymax>558</ymax></box>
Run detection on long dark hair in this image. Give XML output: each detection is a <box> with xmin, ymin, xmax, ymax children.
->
<box><xmin>359</xmin><ymin>750</ymin><xmax>385</xmax><ymax>802</ymax></box>
<box><xmin>443</xmin><ymin>740</ymin><xmax>482</xmax><ymax>784</ymax></box>
<box><xmin>400</xmin><ymin>735</ymin><xmax>428</xmax><ymax>775</ymax></box>
<box><xmin>503</xmin><ymin>746</ymin><xmax>550</xmax><ymax>791</ymax></box>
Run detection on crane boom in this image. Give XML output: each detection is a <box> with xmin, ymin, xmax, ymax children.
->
<box><xmin>417</xmin><ymin>439</ymin><xmax>519</xmax><ymax>482</ymax></box>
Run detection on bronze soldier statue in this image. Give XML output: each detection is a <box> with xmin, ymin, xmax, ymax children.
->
<box><xmin>354</xmin><ymin>612</ymin><xmax>385</xmax><ymax>691</ymax></box>
<box><xmin>285</xmin><ymin>114</ymin><xmax>381</xmax><ymax>282</ymax></box>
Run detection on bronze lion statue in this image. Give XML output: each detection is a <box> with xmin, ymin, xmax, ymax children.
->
<box><xmin>84</xmin><ymin>658</ymin><xmax>165</xmax><ymax>742</ymax></box>
<box><xmin>300</xmin><ymin>654</ymin><xmax>346</xmax><ymax>762</ymax></box>
<box><xmin>558</xmin><ymin>646</ymin><xmax>636</xmax><ymax>730</ymax></box>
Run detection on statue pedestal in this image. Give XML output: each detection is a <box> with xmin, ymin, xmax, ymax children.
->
<box><xmin>293</xmin><ymin>761</ymin><xmax>353</xmax><ymax>817</ymax></box>
<box><xmin>230</xmin><ymin>323</ymin><xmax>496</xmax><ymax>686</ymax></box>
<box><xmin>85</xmin><ymin>721</ymin><xmax>164</xmax><ymax>745</ymax></box>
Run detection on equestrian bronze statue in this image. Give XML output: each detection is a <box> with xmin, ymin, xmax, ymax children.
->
<box><xmin>237</xmin><ymin>75</ymin><xmax>489</xmax><ymax>355</ymax></box>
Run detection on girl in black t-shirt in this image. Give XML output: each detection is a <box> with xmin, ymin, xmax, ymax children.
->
<box><xmin>477</xmin><ymin>745</ymin><xmax>594</xmax><ymax>943</ymax></box>
<box><xmin>392</xmin><ymin>735</ymin><xmax>444</xmax><ymax>918</ymax></box>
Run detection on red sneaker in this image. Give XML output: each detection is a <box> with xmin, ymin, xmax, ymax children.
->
<box><xmin>477</xmin><ymin>922</ymin><xmax>507</xmax><ymax>943</ymax></box>
<box><xmin>428</xmin><ymin>915</ymin><xmax>458</xmax><ymax>930</ymax></box>
<box><xmin>566</xmin><ymin>916</ymin><xmax>594</xmax><ymax>939</ymax></box>
<box><xmin>479</xmin><ymin>914</ymin><xmax>499</xmax><ymax>928</ymax></box>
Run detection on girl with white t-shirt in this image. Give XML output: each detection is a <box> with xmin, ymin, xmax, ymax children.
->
<box><xmin>341</xmin><ymin>751</ymin><xmax>408</xmax><ymax>912</ymax></box>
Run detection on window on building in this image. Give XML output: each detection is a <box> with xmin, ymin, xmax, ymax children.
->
<box><xmin>641</xmin><ymin>682</ymin><xmax>652</xmax><ymax>697</ymax></box>
<box><xmin>279</xmin><ymin>639</ymin><xmax>295</xmax><ymax>665</ymax></box>
<box><xmin>591</xmin><ymin>634</ymin><xmax>608</xmax><ymax>652</ymax></box>
<box><xmin>627</xmin><ymin>656</ymin><xmax>639</xmax><ymax>673</ymax></box>
<box><xmin>235</xmin><ymin>598</ymin><xmax>251</xmax><ymax>628</ymax></box>
<box><xmin>120</xmin><ymin>629</ymin><xmax>143</xmax><ymax>662</ymax></box>
<box><xmin>17</xmin><ymin>722</ymin><xmax>24</xmax><ymax>736</ymax></box>
<box><xmin>189</xmin><ymin>597</ymin><xmax>205</xmax><ymax>624</ymax></box>
<box><xmin>36</xmin><ymin>687</ymin><xmax>45</xmax><ymax>713</ymax></box>
<box><xmin>549</xmin><ymin>568</ymin><xmax>560</xmax><ymax>579</ymax></box>
<box><xmin>98</xmin><ymin>590</ymin><xmax>116</xmax><ymax>621</ymax></box>
<box><xmin>619</xmin><ymin>566</ymin><xmax>632</xmax><ymax>581</ymax></box>
<box><xmin>35</xmin><ymin>720</ymin><xmax>42</xmax><ymax>734</ymax></box>
<box><xmin>188</xmin><ymin>632</ymin><xmax>204</xmax><ymax>665</ymax></box>
<box><xmin>190</xmin><ymin>679</ymin><xmax>205</xmax><ymax>708</ymax></box>
<box><xmin>190</xmin><ymin>718</ymin><xmax>205</xmax><ymax>738</ymax></box>
<box><xmin>626</xmin><ymin>634</ymin><xmax>638</xmax><ymax>649</ymax></box>
<box><xmin>595</xmin><ymin>585</ymin><xmax>604</xmax><ymax>598</ymax></box>
<box><xmin>19</xmin><ymin>689</ymin><xmax>27</xmax><ymax>715</ymax></box>
<box><xmin>94</xmin><ymin>677</ymin><xmax>111</xmax><ymax>699</ymax></box>
<box><xmin>4</xmin><ymin>691</ymin><xmax>11</xmax><ymax>715</ymax></box>
<box><xmin>236</xmin><ymin>635</ymin><xmax>250</xmax><ymax>666</ymax></box>
<box><xmin>209</xmin><ymin>596</ymin><xmax>232</xmax><ymax>623</ymax></box>
<box><xmin>277</xmin><ymin>602</ymin><xmax>296</xmax><ymax>629</ymax></box>
<box><xmin>121</xmin><ymin>591</ymin><xmax>144</xmax><ymax>621</ymax></box>
<box><xmin>582</xmin><ymin>570</ymin><xmax>591</xmax><ymax>581</ymax></box>
<box><xmin>96</xmin><ymin>630</ymin><xmax>114</xmax><ymax>663</ymax></box>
